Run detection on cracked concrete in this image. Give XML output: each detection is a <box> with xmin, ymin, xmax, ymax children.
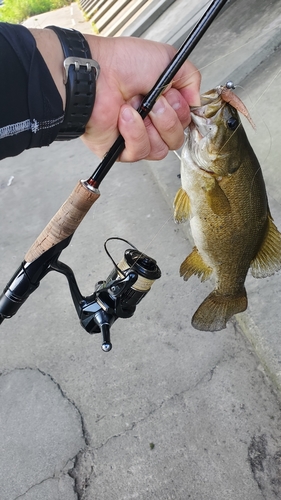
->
<box><xmin>0</xmin><ymin>369</ymin><xmax>85</xmax><ymax>500</ymax></box>
<box><xmin>68</xmin><ymin>448</ymin><xmax>95</xmax><ymax>499</ymax></box>
<box><xmin>82</xmin><ymin>328</ymin><xmax>281</xmax><ymax>499</ymax></box>
<box><xmin>1</xmin><ymin>141</ymin><xmax>281</xmax><ymax>499</ymax></box>
<box><xmin>1</xmin><ymin>1</ymin><xmax>281</xmax><ymax>499</ymax></box>
<box><xmin>248</xmin><ymin>434</ymin><xmax>281</xmax><ymax>499</ymax></box>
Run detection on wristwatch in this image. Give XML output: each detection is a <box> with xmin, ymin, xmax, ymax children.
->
<box><xmin>46</xmin><ymin>26</ymin><xmax>100</xmax><ymax>140</ymax></box>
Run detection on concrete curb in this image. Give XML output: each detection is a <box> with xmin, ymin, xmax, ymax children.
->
<box><xmin>120</xmin><ymin>0</ymin><xmax>177</xmax><ymax>37</ymax></box>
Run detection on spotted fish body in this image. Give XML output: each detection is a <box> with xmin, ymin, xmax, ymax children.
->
<box><xmin>174</xmin><ymin>87</ymin><xmax>281</xmax><ymax>332</ymax></box>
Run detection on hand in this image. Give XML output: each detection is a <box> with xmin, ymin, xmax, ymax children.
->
<box><xmin>82</xmin><ymin>35</ymin><xmax>201</xmax><ymax>162</ymax></box>
<box><xmin>32</xmin><ymin>29</ymin><xmax>201</xmax><ymax>162</ymax></box>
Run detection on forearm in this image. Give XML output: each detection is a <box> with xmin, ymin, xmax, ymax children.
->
<box><xmin>30</xmin><ymin>28</ymin><xmax>66</xmax><ymax>110</ymax></box>
<box><xmin>0</xmin><ymin>23</ymin><xmax>64</xmax><ymax>160</ymax></box>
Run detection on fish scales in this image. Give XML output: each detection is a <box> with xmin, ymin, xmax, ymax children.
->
<box><xmin>174</xmin><ymin>86</ymin><xmax>281</xmax><ymax>332</ymax></box>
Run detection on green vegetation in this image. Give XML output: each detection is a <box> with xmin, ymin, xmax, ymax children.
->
<box><xmin>0</xmin><ymin>0</ymin><xmax>72</xmax><ymax>23</ymax></box>
<box><xmin>91</xmin><ymin>20</ymin><xmax>99</xmax><ymax>34</ymax></box>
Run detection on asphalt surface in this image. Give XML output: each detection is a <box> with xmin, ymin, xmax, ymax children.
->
<box><xmin>0</xmin><ymin>1</ymin><xmax>281</xmax><ymax>499</ymax></box>
<box><xmin>22</xmin><ymin>1</ymin><xmax>93</xmax><ymax>32</ymax></box>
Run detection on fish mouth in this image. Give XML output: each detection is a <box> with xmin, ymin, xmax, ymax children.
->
<box><xmin>189</xmin><ymin>121</ymin><xmax>203</xmax><ymax>141</ymax></box>
<box><xmin>184</xmin><ymin>87</ymin><xmax>232</xmax><ymax>175</ymax></box>
<box><xmin>183</xmin><ymin>86</ymin><xmax>237</xmax><ymax>178</ymax></box>
<box><xmin>187</xmin><ymin>92</ymin><xmax>226</xmax><ymax>175</ymax></box>
<box><xmin>186</xmin><ymin>123</ymin><xmax>216</xmax><ymax>175</ymax></box>
<box><xmin>192</xmin><ymin>88</ymin><xmax>221</xmax><ymax>108</ymax></box>
<box><xmin>190</xmin><ymin>113</ymin><xmax>214</xmax><ymax>140</ymax></box>
<box><xmin>189</xmin><ymin>89</ymin><xmax>225</xmax><ymax>141</ymax></box>
<box><xmin>190</xmin><ymin>88</ymin><xmax>227</xmax><ymax>121</ymax></box>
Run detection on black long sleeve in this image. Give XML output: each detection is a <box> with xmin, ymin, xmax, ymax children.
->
<box><xmin>0</xmin><ymin>23</ymin><xmax>64</xmax><ymax>160</ymax></box>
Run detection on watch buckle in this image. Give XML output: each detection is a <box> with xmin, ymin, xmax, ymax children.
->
<box><xmin>63</xmin><ymin>56</ymin><xmax>100</xmax><ymax>84</ymax></box>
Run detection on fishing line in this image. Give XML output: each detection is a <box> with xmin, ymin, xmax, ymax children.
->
<box><xmin>173</xmin><ymin>150</ymin><xmax>182</xmax><ymax>161</ymax></box>
<box><xmin>163</xmin><ymin>22</ymin><xmax>281</xmax><ymax>99</ymax></box>
<box><xmin>138</xmin><ymin>213</ymin><xmax>174</xmax><ymax>259</ymax></box>
<box><xmin>250</xmin><ymin>68</ymin><xmax>281</xmax><ymax>183</ymax></box>
<box><xmin>131</xmin><ymin>31</ymin><xmax>266</xmax><ymax>104</ymax></box>
<box><xmin>235</xmin><ymin>68</ymin><xmax>281</xmax><ymax>204</ymax></box>
<box><xmin>254</xmin><ymin>68</ymin><xmax>281</xmax><ymax>106</ymax></box>
<box><xmin>193</xmin><ymin>28</ymin><xmax>278</xmax><ymax>77</ymax></box>
<box><xmin>216</xmin><ymin>84</ymin><xmax>266</xmax><ymax>208</ymax></box>
<box><xmin>103</xmin><ymin>215</ymin><xmax>174</xmax><ymax>291</ymax></box>
<box><xmin>104</xmin><ymin>237</ymin><xmax>138</xmax><ymax>277</ymax></box>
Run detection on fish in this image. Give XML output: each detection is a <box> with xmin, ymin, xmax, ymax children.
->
<box><xmin>173</xmin><ymin>85</ymin><xmax>281</xmax><ymax>332</ymax></box>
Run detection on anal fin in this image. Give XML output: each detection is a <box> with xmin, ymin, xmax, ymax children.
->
<box><xmin>173</xmin><ymin>187</ymin><xmax>190</xmax><ymax>224</ymax></box>
<box><xmin>251</xmin><ymin>214</ymin><xmax>281</xmax><ymax>278</ymax></box>
<box><xmin>180</xmin><ymin>247</ymin><xmax>212</xmax><ymax>282</ymax></box>
<box><xmin>192</xmin><ymin>289</ymin><xmax>247</xmax><ymax>332</ymax></box>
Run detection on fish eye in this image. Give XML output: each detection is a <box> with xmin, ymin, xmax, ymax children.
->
<box><xmin>227</xmin><ymin>117</ymin><xmax>239</xmax><ymax>130</ymax></box>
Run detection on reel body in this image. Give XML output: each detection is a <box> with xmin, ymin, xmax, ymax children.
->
<box><xmin>0</xmin><ymin>238</ymin><xmax>161</xmax><ymax>352</ymax></box>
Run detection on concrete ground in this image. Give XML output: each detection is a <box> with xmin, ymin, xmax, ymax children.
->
<box><xmin>22</xmin><ymin>1</ymin><xmax>94</xmax><ymax>33</ymax></box>
<box><xmin>0</xmin><ymin>1</ymin><xmax>281</xmax><ymax>499</ymax></box>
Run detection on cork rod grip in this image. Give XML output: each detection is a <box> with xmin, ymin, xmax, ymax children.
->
<box><xmin>25</xmin><ymin>181</ymin><xmax>100</xmax><ymax>263</ymax></box>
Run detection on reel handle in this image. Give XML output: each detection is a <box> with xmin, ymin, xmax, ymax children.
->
<box><xmin>25</xmin><ymin>180</ymin><xmax>100</xmax><ymax>263</ymax></box>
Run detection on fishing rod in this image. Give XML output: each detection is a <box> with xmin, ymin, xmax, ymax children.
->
<box><xmin>0</xmin><ymin>0</ymin><xmax>229</xmax><ymax>351</ymax></box>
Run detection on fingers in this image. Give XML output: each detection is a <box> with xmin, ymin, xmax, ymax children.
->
<box><xmin>174</xmin><ymin>60</ymin><xmax>202</xmax><ymax>107</ymax></box>
<box><xmin>84</xmin><ymin>85</ymin><xmax>194</xmax><ymax>162</ymax></box>
<box><xmin>118</xmin><ymin>106</ymin><xmax>151</xmax><ymax>162</ymax></box>
<box><xmin>118</xmin><ymin>90</ymin><xmax>189</xmax><ymax>162</ymax></box>
<box><xmin>149</xmin><ymin>89</ymin><xmax>191</xmax><ymax>146</ymax></box>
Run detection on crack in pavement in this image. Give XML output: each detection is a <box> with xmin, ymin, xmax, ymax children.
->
<box><xmin>68</xmin><ymin>448</ymin><xmax>96</xmax><ymax>500</ymax></box>
<box><xmin>248</xmin><ymin>434</ymin><xmax>281</xmax><ymax>499</ymax></box>
<box><xmin>36</xmin><ymin>367</ymin><xmax>91</xmax><ymax>446</ymax></box>
<box><xmin>12</xmin><ymin>475</ymin><xmax>65</xmax><ymax>500</ymax></box>
<box><xmin>32</xmin><ymin>369</ymin><xmax>96</xmax><ymax>499</ymax></box>
<box><xmin>0</xmin><ymin>367</ymin><xmax>92</xmax><ymax>500</ymax></box>
<box><xmin>91</xmin><ymin>362</ymin><xmax>220</xmax><ymax>452</ymax></box>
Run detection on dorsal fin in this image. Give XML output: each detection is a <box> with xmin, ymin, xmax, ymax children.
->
<box><xmin>251</xmin><ymin>214</ymin><xmax>281</xmax><ymax>278</ymax></box>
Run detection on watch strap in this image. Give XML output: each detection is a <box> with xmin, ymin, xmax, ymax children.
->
<box><xmin>46</xmin><ymin>26</ymin><xmax>100</xmax><ymax>140</ymax></box>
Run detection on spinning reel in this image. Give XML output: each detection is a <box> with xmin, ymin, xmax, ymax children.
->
<box><xmin>0</xmin><ymin>237</ymin><xmax>161</xmax><ymax>351</ymax></box>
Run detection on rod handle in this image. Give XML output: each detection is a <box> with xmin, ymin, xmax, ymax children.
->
<box><xmin>25</xmin><ymin>181</ymin><xmax>100</xmax><ymax>263</ymax></box>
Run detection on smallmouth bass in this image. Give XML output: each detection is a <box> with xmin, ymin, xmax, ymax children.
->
<box><xmin>174</xmin><ymin>86</ymin><xmax>281</xmax><ymax>332</ymax></box>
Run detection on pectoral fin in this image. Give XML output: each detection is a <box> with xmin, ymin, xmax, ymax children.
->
<box><xmin>180</xmin><ymin>247</ymin><xmax>212</xmax><ymax>282</ymax></box>
<box><xmin>192</xmin><ymin>289</ymin><xmax>248</xmax><ymax>332</ymax></box>
<box><xmin>205</xmin><ymin>181</ymin><xmax>231</xmax><ymax>216</ymax></box>
<box><xmin>173</xmin><ymin>187</ymin><xmax>190</xmax><ymax>223</ymax></box>
<box><xmin>251</xmin><ymin>214</ymin><xmax>281</xmax><ymax>278</ymax></box>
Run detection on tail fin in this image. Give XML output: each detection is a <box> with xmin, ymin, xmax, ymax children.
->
<box><xmin>192</xmin><ymin>289</ymin><xmax>247</xmax><ymax>332</ymax></box>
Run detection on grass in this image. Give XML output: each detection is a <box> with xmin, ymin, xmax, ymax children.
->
<box><xmin>91</xmin><ymin>20</ymin><xmax>99</xmax><ymax>34</ymax></box>
<box><xmin>0</xmin><ymin>0</ymin><xmax>73</xmax><ymax>23</ymax></box>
